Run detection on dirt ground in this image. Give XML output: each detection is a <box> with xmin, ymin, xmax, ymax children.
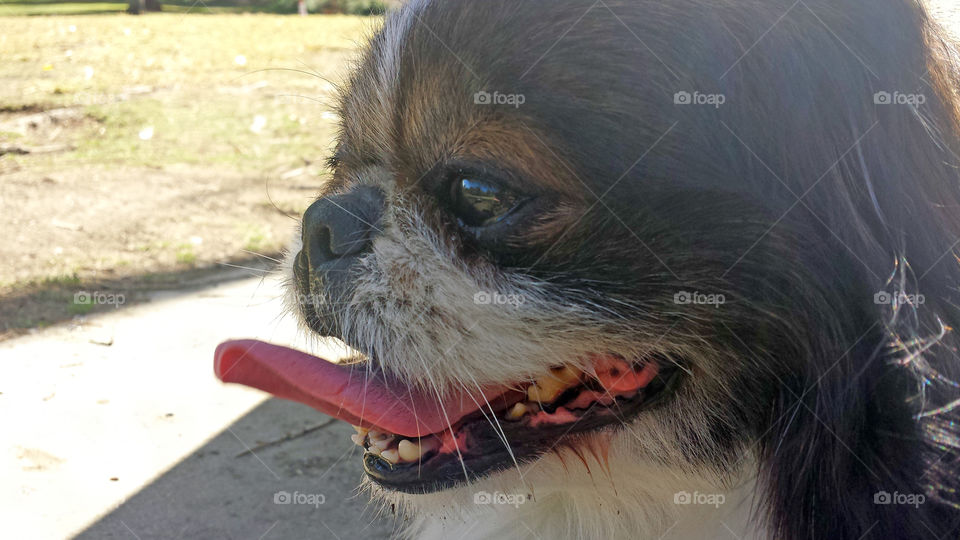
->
<box><xmin>0</xmin><ymin>14</ymin><xmax>375</xmax><ymax>336</ymax></box>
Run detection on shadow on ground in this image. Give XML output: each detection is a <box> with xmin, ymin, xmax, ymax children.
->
<box><xmin>0</xmin><ymin>254</ymin><xmax>279</xmax><ymax>340</ymax></box>
<box><xmin>76</xmin><ymin>398</ymin><xmax>398</xmax><ymax>539</ymax></box>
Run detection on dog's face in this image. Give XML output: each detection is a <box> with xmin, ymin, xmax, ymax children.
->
<box><xmin>216</xmin><ymin>0</ymin><xmax>960</xmax><ymax>537</ymax></box>
<box><xmin>280</xmin><ymin>0</ymin><xmax>791</xmax><ymax>502</ymax></box>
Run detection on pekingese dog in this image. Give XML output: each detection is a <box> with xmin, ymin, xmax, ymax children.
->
<box><xmin>216</xmin><ymin>0</ymin><xmax>960</xmax><ymax>538</ymax></box>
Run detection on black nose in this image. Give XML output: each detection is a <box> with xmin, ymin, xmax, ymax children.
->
<box><xmin>301</xmin><ymin>185</ymin><xmax>384</xmax><ymax>268</ymax></box>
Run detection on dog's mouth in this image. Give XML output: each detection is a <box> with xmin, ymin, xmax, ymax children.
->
<box><xmin>214</xmin><ymin>340</ymin><xmax>681</xmax><ymax>493</ymax></box>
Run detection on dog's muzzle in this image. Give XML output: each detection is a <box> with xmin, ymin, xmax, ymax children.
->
<box><xmin>294</xmin><ymin>184</ymin><xmax>384</xmax><ymax>336</ymax></box>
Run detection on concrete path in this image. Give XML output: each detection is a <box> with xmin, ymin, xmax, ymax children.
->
<box><xmin>2</xmin><ymin>272</ymin><xmax>395</xmax><ymax>539</ymax></box>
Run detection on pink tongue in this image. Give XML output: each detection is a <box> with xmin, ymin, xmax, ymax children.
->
<box><xmin>214</xmin><ymin>340</ymin><xmax>512</xmax><ymax>438</ymax></box>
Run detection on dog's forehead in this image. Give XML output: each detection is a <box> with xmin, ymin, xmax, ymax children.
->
<box><xmin>333</xmin><ymin>0</ymin><xmax>650</xmax><ymax>199</ymax></box>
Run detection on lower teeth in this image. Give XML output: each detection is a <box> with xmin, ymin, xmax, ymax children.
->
<box><xmin>351</xmin><ymin>430</ymin><xmax>440</xmax><ymax>464</ymax></box>
<box><xmin>351</xmin><ymin>363</ymin><xmax>647</xmax><ymax>464</ymax></box>
<box><xmin>380</xmin><ymin>449</ymin><xmax>399</xmax><ymax>463</ymax></box>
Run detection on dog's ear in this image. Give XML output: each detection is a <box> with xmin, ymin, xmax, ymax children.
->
<box><xmin>739</xmin><ymin>1</ymin><xmax>960</xmax><ymax>535</ymax></box>
<box><xmin>759</xmin><ymin>295</ymin><xmax>960</xmax><ymax>539</ymax></box>
<box><xmin>753</xmin><ymin>27</ymin><xmax>960</xmax><ymax>536</ymax></box>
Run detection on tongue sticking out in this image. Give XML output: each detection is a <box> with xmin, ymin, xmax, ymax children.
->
<box><xmin>214</xmin><ymin>340</ymin><xmax>514</xmax><ymax>438</ymax></box>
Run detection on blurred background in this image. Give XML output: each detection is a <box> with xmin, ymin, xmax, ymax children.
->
<box><xmin>1</xmin><ymin>2</ymin><xmax>400</xmax><ymax>539</ymax></box>
<box><xmin>1</xmin><ymin>1</ymin><xmax>958</xmax><ymax>539</ymax></box>
<box><xmin>0</xmin><ymin>2</ymin><xmax>399</xmax><ymax>334</ymax></box>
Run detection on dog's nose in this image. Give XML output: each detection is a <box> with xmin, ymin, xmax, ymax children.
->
<box><xmin>301</xmin><ymin>185</ymin><xmax>384</xmax><ymax>268</ymax></box>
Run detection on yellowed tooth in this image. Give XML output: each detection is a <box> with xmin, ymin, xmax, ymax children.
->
<box><xmin>350</xmin><ymin>434</ymin><xmax>365</xmax><ymax>447</ymax></box>
<box><xmin>527</xmin><ymin>365</ymin><xmax>583</xmax><ymax>403</ymax></box>
<box><xmin>367</xmin><ymin>445</ymin><xmax>382</xmax><ymax>456</ymax></box>
<box><xmin>373</xmin><ymin>437</ymin><xmax>394</xmax><ymax>451</ymax></box>
<box><xmin>380</xmin><ymin>449</ymin><xmax>400</xmax><ymax>464</ymax></box>
<box><xmin>527</xmin><ymin>378</ymin><xmax>566</xmax><ymax>403</ymax></box>
<box><xmin>552</xmin><ymin>365</ymin><xmax>583</xmax><ymax>384</ymax></box>
<box><xmin>506</xmin><ymin>402</ymin><xmax>527</xmax><ymax>420</ymax></box>
<box><xmin>353</xmin><ymin>425</ymin><xmax>369</xmax><ymax>437</ymax></box>
<box><xmin>369</xmin><ymin>430</ymin><xmax>388</xmax><ymax>440</ymax></box>
<box><xmin>398</xmin><ymin>439</ymin><xmax>421</xmax><ymax>462</ymax></box>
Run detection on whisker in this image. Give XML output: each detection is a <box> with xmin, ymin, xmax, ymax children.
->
<box><xmin>217</xmin><ymin>261</ymin><xmax>270</xmax><ymax>275</ymax></box>
<box><xmin>461</xmin><ymin>375</ymin><xmax>530</xmax><ymax>490</ymax></box>
<box><xmin>240</xmin><ymin>249</ymin><xmax>282</xmax><ymax>263</ymax></box>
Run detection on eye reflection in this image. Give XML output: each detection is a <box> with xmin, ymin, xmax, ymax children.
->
<box><xmin>451</xmin><ymin>178</ymin><xmax>523</xmax><ymax>227</ymax></box>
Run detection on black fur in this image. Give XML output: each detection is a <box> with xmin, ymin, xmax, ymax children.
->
<box><xmin>328</xmin><ymin>0</ymin><xmax>960</xmax><ymax>537</ymax></box>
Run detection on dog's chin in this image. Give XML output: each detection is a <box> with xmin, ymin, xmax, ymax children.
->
<box><xmin>370</xmin><ymin>424</ymin><xmax>758</xmax><ymax>540</ymax></box>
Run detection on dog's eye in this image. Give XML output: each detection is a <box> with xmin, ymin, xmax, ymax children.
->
<box><xmin>450</xmin><ymin>178</ymin><xmax>524</xmax><ymax>227</ymax></box>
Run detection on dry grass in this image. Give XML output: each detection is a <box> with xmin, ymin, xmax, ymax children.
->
<box><xmin>0</xmin><ymin>14</ymin><xmax>375</xmax><ymax>333</ymax></box>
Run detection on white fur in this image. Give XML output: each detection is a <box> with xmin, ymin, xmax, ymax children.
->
<box><xmin>284</xmin><ymin>185</ymin><xmax>763</xmax><ymax>538</ymax></box>
<box><xmin>370</xmin><ymin>447</ymin><xmax>763</xmax><ymax>540</ymax></box>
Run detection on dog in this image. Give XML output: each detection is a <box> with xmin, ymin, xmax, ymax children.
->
<box><xmin>215</xmin><ymin>0</ymin><xmax>960</xmax><ymax>538</ymax></box>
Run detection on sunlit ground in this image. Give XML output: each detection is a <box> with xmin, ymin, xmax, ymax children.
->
<box><xmin>0</xmin><ymin>14</ymin><xmax>376</xmax><ymax>334</ymax></box>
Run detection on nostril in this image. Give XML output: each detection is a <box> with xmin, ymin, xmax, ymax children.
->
<box><xmin>301</xmin><ymin>185</ymin><xmax>384</xmax><ymax>268</ymax></box>
<box><xmin>305</xmin><ymin>223</ymin><xmax>335</xmax><ymax>263</ymax></box>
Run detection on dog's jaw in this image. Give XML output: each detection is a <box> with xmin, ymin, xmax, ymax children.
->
<box><xmin>281</xmin><ymin>204</ymin><xmax>758</xmax><ymax>537</ymax></box>
<box><xmin>373</xmin><ymin>445</ymin><xmax>761</xmax><ymax>540</ymax></box>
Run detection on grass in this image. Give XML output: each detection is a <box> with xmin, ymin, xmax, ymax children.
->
<box><xmin>0</xmin><ymin>14</ymin><xmax>373</xmax><ymax>169</ymax></box>
<box><xmin>175</xmin><ymin>244</ymin><xmax>197</xmax><ymax>265</ymax></box>
<box><xmin>0</xmin><ymin>13</ymin><xmax>374</xmax><ymax>336</ymax></box>
<box><xmin>242</xmin><ymin>224</ymin><xmax>269</xmax><ymax>252</ymax></box>
<box><xmin>0</xmin><ymin>3</ymin><xmax>129</xmax><ymax>16</ymax></box>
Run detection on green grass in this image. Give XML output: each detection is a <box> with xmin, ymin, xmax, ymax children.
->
<box><xmin>67</xmin><ymin>300</ymin><xmax>95</xmax><ymax>315</ymax></box>
<box><xmin>0</xmin><ymin>14</ymin><xmax>373</xmax><ymax>170</ymax></box>
<box><xmin>175</xmin><ymin>244</ymin><xmax>197</xmax><ymax>264</ymax></box>
<box><xmin>242</xmin><ymin>225</ymin><xmax>269</xmax><ymax>252</ymax></box>
<box><xmin>0</xmin><ymin>3</ymin><xmax>128</xmax><ymax>15</ymax></box>
<box><xmin>42</xmin><ymin>274</ymin><xmax>83</xmax><ymax>287</ymax></box>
